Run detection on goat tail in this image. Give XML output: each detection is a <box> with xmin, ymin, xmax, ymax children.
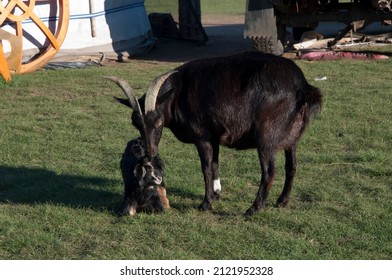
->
<box><xmin>304</xmin><ymin>84</ymin><xmax>322</xmax><ymax>119</ymax></box>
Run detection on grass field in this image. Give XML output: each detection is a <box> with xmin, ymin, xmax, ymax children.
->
<box><xmin>145</xmin><ymin>0</ymin><xmax>246</xmax><ymax>21</ymax></box>
<box><xmin>0</xmin><ymin>53</ymin><xmax>391</xmax><ymax>259</ymax></box>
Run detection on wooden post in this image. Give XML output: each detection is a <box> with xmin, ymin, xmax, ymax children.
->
<box><xmin>0</xmin><ymin>44</ymin><xmax>11</xmax><ymax>82</ymax></box>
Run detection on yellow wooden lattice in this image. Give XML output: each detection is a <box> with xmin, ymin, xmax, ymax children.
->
<box><xmin>0</xmin><ymin>0</ymin><xmax>69</xmax><ymax>81</ymax></box>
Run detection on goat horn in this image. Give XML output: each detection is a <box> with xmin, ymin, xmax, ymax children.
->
<box><xmin>103</xmin><ymin>76</ymin><xmax>144</xmax><ymax>117</ymax></box>
<box><xmin>144</xmin><ymin>70</ymin><xmax>177</xmax><ymax>113</ymax></box>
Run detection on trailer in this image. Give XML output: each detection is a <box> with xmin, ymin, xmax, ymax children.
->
<box><xmin>245</xmin><ymin>0</ymin><xmax>392</xmax><ymax>54</ymax></box>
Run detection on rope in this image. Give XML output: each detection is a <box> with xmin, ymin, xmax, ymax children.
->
<box><xmin>4</xmin><ymin>2</ymin><xmax>145</xmax><ymax>25</ymax></box>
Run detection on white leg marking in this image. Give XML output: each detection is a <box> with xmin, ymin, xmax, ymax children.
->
<box><xmin>213</xmin><ymin>178</ymin><xmax>221</xmax><ymax>193</ymax></box>
<box><xmin>129</xmin><ymin>206</ymin><xmax>137</xmax><ymax>216</ymax></box>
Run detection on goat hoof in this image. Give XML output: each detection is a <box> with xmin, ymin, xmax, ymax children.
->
<box><xmin>244</xmin><ymin>207</ymin><xmax>257</xmax><ymax>217</ymax></box>
<box><xmin>198</xmin><ymin>202</ymin><xmax>213</xmax><ymax>211</ymax></box>
<box><xmin>213</xmin><ymin>191</ymin><xmax>221</xmax><ymax>200</ymax></box>
<box><xmin>276</xmin><ymin>197</ymin><xmax>290</xmax><ymax>208</ymax></box>
<box><xmin>122</xmin><ymin>205</ymin><xmax>137</xmax><ymax>216</ymax></box>
<box><xmin>154</xmin><ymin>206</ymin><xmax>165</xmax><ymax>213</ymax></box>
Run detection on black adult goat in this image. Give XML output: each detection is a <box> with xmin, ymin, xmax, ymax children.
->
<box><xmin>107</xmin><ymin>52</ymin><xmax>322</xmax><ymax>216</ymax></box>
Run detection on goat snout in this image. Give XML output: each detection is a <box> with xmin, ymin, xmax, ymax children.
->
<box><xmin>145</xmin><ymin>143</ymin><xmax>159</xmax><ymax>158</ymax></box>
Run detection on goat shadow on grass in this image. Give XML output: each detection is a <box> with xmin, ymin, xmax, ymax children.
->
<box><xmin>0</xmin><ymin>165</ymin><xmax>122</xmax><ymax>212</ymax></box>
<box><xmin>166</xmin><ymin>185</ymin><xmax>245</xmax><ymax>218</ymax></box>
<box><xmin>165</xmin><ymin>185</ymin><xmax>203</xmax><ymax>212</ymax></box>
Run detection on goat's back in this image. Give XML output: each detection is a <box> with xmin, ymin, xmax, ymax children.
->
<box><xmin>175</xmin><ymin>52</ymin><xmax>307</xmax><ymax>94</ymax></box>
<box><xmin>163</xmin><ymin>52</ymin><xmax>322</xmax><ymax>149</ymax></box>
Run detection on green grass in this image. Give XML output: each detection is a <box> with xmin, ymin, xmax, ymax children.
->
<box><xmin>145</xmin><ymin>0</ymin><xmax>246</xmax><ymax>20</ymax></box>
<box><xmin>0</xmin><ymin>56</ymin><xmax>391</xmax><ymax>259</ymax></box>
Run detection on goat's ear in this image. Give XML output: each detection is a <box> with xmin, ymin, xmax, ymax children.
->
<box><xmin>157</xmin><ymin>74</ymin><xmax>176</xmax><ymax>104</ymax></box>
<box><xmin>131</xmin><ymin>111</ymin><xmax>146</xmax><ymax>132</ymax></box>
<box><xmin>113</xmin><ymin>97</ymin><xmax>132</xmax><ymax>108</ymax></box>
<box><xmin>157</xmin><ymin>88</ymin><xmax>174</xmax><ymax>105</ymax></box>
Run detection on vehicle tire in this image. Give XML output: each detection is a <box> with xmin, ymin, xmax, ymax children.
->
<box><xmin>252</xmin><ymin>36</ymin><xmax>284</xmax><ymax>55</ymax></box>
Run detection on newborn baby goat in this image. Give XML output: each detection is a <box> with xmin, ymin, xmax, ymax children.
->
<box><xmin>121</xmin><ymin>137</ymin><xmax>169</xmax><ymax>216</ymax></box>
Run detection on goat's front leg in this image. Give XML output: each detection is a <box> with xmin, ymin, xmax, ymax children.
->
<box><xmin>276</xmin><ymin>146</ymin><xmax>297</xmax><ymax>208</ymax></box>
<box><xmin>245</xmin><ymin>150</ymin><xmax>276</xmax><ymax>216</ymax></box>
<box><xmin>122</xmin><ymin>195</ymin><xmax>138</xmax><ymax>216</ymax></box>
<box><xmin>196</xmin><ymin>140</ymin><xmax>219</xmax><ymax>211</ymax></box>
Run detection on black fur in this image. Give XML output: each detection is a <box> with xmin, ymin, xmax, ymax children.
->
<box><xmin>120</xmin><ymin>137</ymin><xmax>167</xmax><ymax>215</ymax></box>
<box><xmin>117</xmin><ymin>52</ymin><xmax>322</xmax><ymax>216</ymax></box>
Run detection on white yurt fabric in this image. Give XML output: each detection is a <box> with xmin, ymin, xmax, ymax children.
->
<box><xmin>3</xmin><ymin>0</ymin><xmax>155</xmax><ymax>56</ymax></box>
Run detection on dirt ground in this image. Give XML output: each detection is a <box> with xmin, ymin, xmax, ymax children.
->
<box><xmin>140</xmin><ymin>21</ymin><xmax>254</xmax><ymax>63</ymax></box>
<box><xmin>52</xmin><ymin>14</ymin><xmax>392</xmax><ymax>66</ymax></box>
<box><xmin>138</xmin><ymin>12</ymin><xmax>392</xmax><ymax>63</ymax></box>
<box><xmin>53</xmin><ymin>17</ymin><xmax>254</xmax><ymax>65</ymax></box>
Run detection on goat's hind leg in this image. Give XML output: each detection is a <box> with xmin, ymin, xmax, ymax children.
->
<box><xmin>148</xmin><ymin>193</ymin><xmax>165</xmax><ymax>213</ymax></box>
<box><xmin>276</xmin><ymin>146</ymin><xmax>297</xmax><ymax>208</ymax></box>
<box><xmin>245</xmin><ymin>149</ymin><xmax>276</xmax><ymax>216</ymax></box>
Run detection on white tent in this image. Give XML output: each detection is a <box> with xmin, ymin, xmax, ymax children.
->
<box><xmin>63</xmin><ymin>0</ymin><xmax>155</xmax><ymax>55</ymax></box>
<box><xmin>2</xmin><ymin>0</ymin><xmax>156</xmax><ymax>58</ymax></box>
